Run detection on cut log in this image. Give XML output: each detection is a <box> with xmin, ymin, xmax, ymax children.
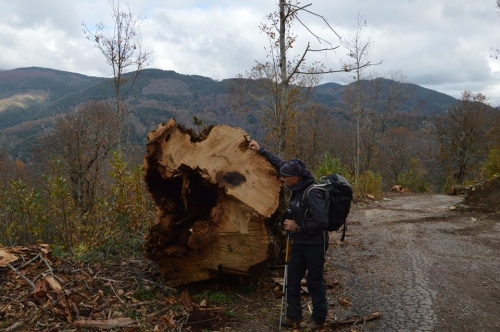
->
<box><xmin>143</xmin><ymin>119</ymin><xmax>284</xmax><ymax>286</ymax></box>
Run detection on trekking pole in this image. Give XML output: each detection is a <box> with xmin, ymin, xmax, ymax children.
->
<box><xmin>279</xmin><ymin>230</ymin><xmax>290</xmax><ymax>330</ymax></box>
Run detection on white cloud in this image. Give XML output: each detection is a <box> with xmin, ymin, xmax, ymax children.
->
<box><xmin>1</xmin><ymin>0</ymin><xmax>500</xmax><ymax>103</ymax></box>
<box><xmin>144</xmin><ymin>6</ymin><xmax>268</xmax><ymax>79</ymax></box>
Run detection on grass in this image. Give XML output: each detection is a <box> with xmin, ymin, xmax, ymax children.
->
<box><xmin>134</xmin><ymin>283</ymin><xmax>162</xmax><ymax>301</ymax></box>
<box><xmin>193</xmin><ymin>290</ymin><xmax>233</xmax><ymax>305</ymax></box>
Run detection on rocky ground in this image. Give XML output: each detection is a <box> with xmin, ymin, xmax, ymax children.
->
<box><xmin>1</xmin><ymin>180</ymin><xmax>499</xmax><ymax>331</ymax></box>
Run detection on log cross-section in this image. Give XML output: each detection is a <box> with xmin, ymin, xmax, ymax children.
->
<box><xmin>143</xmin><ymin>119</ymin><xmax>283</xmax><ymax>286</ymax></box>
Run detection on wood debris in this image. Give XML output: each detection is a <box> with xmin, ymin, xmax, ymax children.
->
<box><xmin>390</xmin><ymin>184</ymin><xmax>410</xmax><ymax>193</ymax></box>
<box><xmin>0</xmin><ymin>249</ymin><xmax>17</xmax><ymax>267</ymax></box>
<box><xmin>73</xmin><ymin>317</ymin><xmax>136</xmax><ymax>329</ymax></box>
<box><xmin>330</xmin><ymin>311</ymin><xmax>382</xmax><ymax>327</ymax></box>
<box><xmin>0</xmin><ymin>244</ymin><xmax>204</xmax><ymax>331</ymax></box>
<box><xmin>0</xmin><ymin>243</ymin><xmax>382</xmax><ymax>331</ymax></box>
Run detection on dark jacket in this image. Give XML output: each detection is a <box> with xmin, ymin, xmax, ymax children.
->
<box><xmin>259</xmin><ymin>147</ymin><xmax>329</xmax><ymax>245</ymax></box>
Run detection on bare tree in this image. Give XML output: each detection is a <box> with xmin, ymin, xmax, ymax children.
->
<box><xmin>378</xmin><ymin>126</ymin><xmax>419</xmax><ymax>185</ymax></box>
<box><xmin>287</xmin><ymin>103</ymin><xmax>333</xmax><ymax>169</ymax></box>
<box><xmin>82</xmin><ymin>0</ymin><xmax>152</xmax><ymax>147</ymax></box>
<box><xmin>340</xmin><ymin>14</ymin><xmax>382</xmax><ymax>182</ymax></box>
<box><xmin>358</xmin><ymin>72</ymin><xmax>417</xmax><ymax>172</ymax></box>
<box><xmin>428</xmin><ymin>91</ymin><xmax>490</xmax><ymax>185</ymax></box>
<box><xmin>231</xmin><ymin>0</ymin><xmax>361</xmax><ymax>157</ymax></box>
<box><xmin>38</xmin><ymin>101</ymin><xmax>119</xmax><ymax>214</ymax></box>
<box><xmin>230</xmin><ymin>60</ymin><xmax>320</xmax><ymax>155</ymax></box>
<box><xmin>492</xmin><ymin>1</ymin><xmax>500</xmax><ymax>59</ymax></box>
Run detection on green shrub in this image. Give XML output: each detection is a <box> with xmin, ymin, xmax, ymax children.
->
<box><xmin>0</xmin><ymin>180</ymin><xmax>48</xmax><ymax>246</ymax></box>
<box><xmin>314</xmin><ymin>154</ymin><xmax>346</xmax><ymax>179</ymax></box>
<box><xmin>398</xmin><ymin>158</ymin><xmax>429</xmax><ymax>193</ymax></box>
<box><xmin>193</xmin><ymin>290</ymin><xmax>233</xmax><ymax>305</ymax></box>
<box><xmin>107</xmin><ymin>150</ymin><xmax>155</xmax><ymax>234</ymax></box>
<box><xmin>353</xmin><ymin>171</ymin><xmax>383</xmax><ymax>200</ymax></box>
<box><xmin>314</xmin><ymin>154</ymin><xmax>384</xmax><ymax>200</ymax></box>
<box><xmin>0</xmin><ymin>150</ymin><xmax>155</xmax><ymax>264</ymax></box>
<box><xmin>484</xmin><ymin>148</ymin><xmax>500</xmax><ymax>179</ymax></box>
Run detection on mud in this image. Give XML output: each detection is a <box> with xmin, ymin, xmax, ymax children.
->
<box><xmin>327</xmin><ymin>193</ymin><xmax>500</xmax><ymax>332</ymax></box>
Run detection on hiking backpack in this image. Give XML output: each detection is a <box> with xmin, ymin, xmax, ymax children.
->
<box><xmin>302</xmin><ymin>173</ymin><xmax>353</xmax><ymax>241</ymax></box>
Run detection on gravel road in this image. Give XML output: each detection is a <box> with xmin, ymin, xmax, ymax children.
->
<box><xmin>327</xmin><ymin>194</ymin><xmax>500</xmax><ymax>332</ymax></box>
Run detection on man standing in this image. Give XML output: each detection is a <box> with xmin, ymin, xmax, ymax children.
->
<box><xmin>249</xmin><ymin>140</ymin><xmax>328</xmax><ymax>330</ymax></box>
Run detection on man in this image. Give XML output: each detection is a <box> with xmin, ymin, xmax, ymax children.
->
<box><xmin>249</xmin><ymin>140</ymin><xmax>328</xmax><ymax>330</ymax></box>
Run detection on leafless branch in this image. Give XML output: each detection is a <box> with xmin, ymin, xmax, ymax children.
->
<box><xmin>297</xmin><ymin>59</ymin><xmax>380</xmax><ymax>75</ymax></box>
<box><xmin>290</xmin><ymin>3</ymin><xmax>341</xmax><ymax>39</ymax></box>
<box><xmin>287</xmin><ymin>43</ymin><xmax>310</xmax><ymax>84</ymax></box>
<box><xmin>7</xmin><ymin>263</ymin><xmax>35</xmax><ymax>289</ymax></box>
<box><xmin>309</xmin><ymin>46</ymin><xmax>340</xmax><ymax>52</ymax></box>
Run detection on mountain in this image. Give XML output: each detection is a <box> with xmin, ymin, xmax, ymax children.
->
<box><xmin>0</xmin><ymin>67</ymin><xmax>458</xmax><ymax>160</ymax></box>
<box><xmin>311</xmin><ymin>78</ymin><xmax>457</xmax><ymax>114</ymax></box>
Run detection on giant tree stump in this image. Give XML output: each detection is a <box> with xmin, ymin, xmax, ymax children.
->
<box><xmin>143</xmin><ymin>119</ymin><xmax>283</xmax><ymax>286</ymax></box>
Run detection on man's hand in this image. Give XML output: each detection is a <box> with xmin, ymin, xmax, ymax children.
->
<box><xmin>283</xmin><ymin>219</ymin><xmax>299</xmax><ymax>232</ymax></box>
<box><xmin>249</xmin><ymin>140</ymin><xmax>260</xmax><ymax>151</ymax></box>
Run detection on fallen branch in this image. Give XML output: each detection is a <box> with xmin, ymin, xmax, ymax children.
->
<box><xmin>37</xmin><ymin>254</ymin><xmax>65</xmax><ymax>283</ymax></box>
<box><xmin>20</xmin><ymin>253</ymin><xmax>42</xmax><ymax>268</ymax></box>
<box><xmin>4</xmin><ymin>321</ymin><xmax>24</xmax><ymax>332</ymax></box>
<box><xmin>329</xmin><ymin>312</ymin><xmax>382</xmax><ymax>327</ymax></box>
<box><xmin>0</xmin><ymin>289</ymin><xmax>30</xmax><ymax>313</ymax></box>
<box><xmin>235</xmin><ymin>293</ymin><xmax>251</xmax><ymax>302</ymax></box>
<box><xmin>183</xmin><ymin>315</ymin><xmax>219</xmax><ymax>325</ymax></box>
<box><xmin>94</xmin><ymin>276</ymin><xmax>119</xmax><ymax>283</ymax></box>
<box><xmin>7</xmin><ymin>263</ymin><xmax>35</xmax><ymax>289</ymax></box>
<box><xmin>73</xmin><ymin>318</ymin><xmax>135</xmax><ymax>329</ymax></box>
<box><xmin>177</xmin><ymin>314</ymin><xmax>189</xmax><ymax>332</ymax></box>
<box><xmin>109</xmin><ymin>280</ymin><xmax>126</xmax><ymax>304</ymax></box>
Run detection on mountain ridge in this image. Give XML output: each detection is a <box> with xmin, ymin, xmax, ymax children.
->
<box><xmin>0</xmin><ymin>66</ymin><xmax>458</xmax><ymax>160</ymax></box>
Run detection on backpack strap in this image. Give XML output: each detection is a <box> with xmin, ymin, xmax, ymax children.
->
<box><xmin>302</xmin><ymin>184</ymin><xmax>329</xmax><ymax>204</ymax></box>
<box><xmin>302</xmin><ymin>184</ymin><xmax>313</xmax><ymax>201</ymax></box>
<box><xmin>302</xmin><ymin>185</ymin><xmax>314</xmax><ymax>220</ymax></box>
<box><xmin>340</xmin><ymin>223</ymin><xmax>346</xmax><ymax>242</ymax></box>
<box><xmin>302</xmin><ymin>185</ymin><xmax>329</xmax><ymax>220</ymax></box>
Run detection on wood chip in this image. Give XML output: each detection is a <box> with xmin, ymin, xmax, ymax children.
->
<box><xmin>45</xmin><ymin>275</ymin><xmax>62</xmax><ymax>292</ymax></box>
<box><xmin>0</xmin><ymin>249</ymin><xmax>18</xmax><ymax>267</ymax></box>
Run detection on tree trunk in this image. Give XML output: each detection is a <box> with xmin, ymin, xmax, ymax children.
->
<box><xmin>143</xmin><ymin>119</ymin><xmax>284</xmax><ymax>286</ymax></box>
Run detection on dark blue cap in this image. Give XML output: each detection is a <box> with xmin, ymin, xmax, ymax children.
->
<box><xmin>279</xmin><ymin>158</ymin><xmax>306</xmax><ymax>177</ymax></box>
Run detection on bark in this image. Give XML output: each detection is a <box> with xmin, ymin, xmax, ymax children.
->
<box><xmin>143</xmin><ymin>119</ymin><xmax>284</xmax><ymax>286</ymax></box>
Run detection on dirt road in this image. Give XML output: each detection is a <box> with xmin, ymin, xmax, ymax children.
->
<box><xmin>327</xmin><ymin>194</ymin><xmax>500</xmax><ymax>332</ymax></box>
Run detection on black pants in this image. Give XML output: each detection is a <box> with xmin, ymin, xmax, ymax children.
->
<box><xmin>286</xmin><ymin>241</ymin><xmax>328</xmax><ymax>324</ymax></box>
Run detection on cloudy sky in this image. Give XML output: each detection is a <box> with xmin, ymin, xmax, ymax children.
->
<box><xmin>1</xmin><ymin>0</ymin><xmax>500</xmax><ymax>103</ymax></box>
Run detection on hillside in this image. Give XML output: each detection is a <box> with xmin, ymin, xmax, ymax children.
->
<box><xmin>0</xmin><ymin>67</ymin><xmax>458</xmax><ymax>160</ymax></box>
